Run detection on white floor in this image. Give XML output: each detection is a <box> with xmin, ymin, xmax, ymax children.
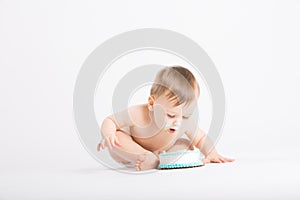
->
<box><xmin>1</xmin><ymin>156</ymin><xmax>299</xmax><ymax>200</ymax></box>
<box><xmin>1</xmin><ymin>1</ymin><xmax>300</xmax><ymax>200</ymax></box>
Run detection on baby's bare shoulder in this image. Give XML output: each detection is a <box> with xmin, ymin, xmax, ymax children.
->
<box><xmin>128</xmin><ymin>104</ymin><xmax>147</xmax><ymax>115</ymax></box>
<box><xmin>106</xmin><ymin>104</ymin><xmax>148</xmax><ymax>129</ymax></box>
<box><xmin>127</xmin><ymin>104</ymin><xmax>149</xmax><ymax>127</ymax></box>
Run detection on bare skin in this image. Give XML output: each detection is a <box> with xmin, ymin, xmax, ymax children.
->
<box><xmin>97</xmin><ymin>93</ymin><xmax>234</xmax><ymax>171</ymax></box>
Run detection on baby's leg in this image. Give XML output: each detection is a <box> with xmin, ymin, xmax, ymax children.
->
<box><xmin>108</xmin><ymin>130</ymin><xmax>159</xmax><ymax>171</ymax></box>
<box><xmin>108</xmin><ymin>150</ymin><xmax>132</xmax><ymax>167</ymax></box>
<box><xmin>166</xmin><ymin>138</ymin><xmax>194</xmax><ymax>153</ymax></box>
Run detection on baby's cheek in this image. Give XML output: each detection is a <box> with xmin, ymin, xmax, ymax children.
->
<box><xmin>164</xmin><ymin>117</ymin><xmax>172</xmax><ymax>125</ymax></box>
<box><xmin>164</xmin><ymin>117</ymin><xmax>173</xmax><ymax>128</ymax></box>
<box><xmin>153</xmin><ymin>105</ymin><xmax>166</xmax><ymax>129</ymax></box>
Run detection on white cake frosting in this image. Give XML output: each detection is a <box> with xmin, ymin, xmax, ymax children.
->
<box><xmin>158</xmin><ymin>148</ymin><xmax>204</xmax><ymax>169</ymax></box>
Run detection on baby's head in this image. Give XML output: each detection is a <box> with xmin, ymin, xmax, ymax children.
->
<box><xmin>148</xmin><ymin>66</ymin><xmax>200</xmax><ymax>132</ymax></box>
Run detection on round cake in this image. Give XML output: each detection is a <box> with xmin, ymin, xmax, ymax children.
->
<box><xmin>158</xmin><ymin>148</ymin><xmax>204</xmax><ymax>169</ymax></box>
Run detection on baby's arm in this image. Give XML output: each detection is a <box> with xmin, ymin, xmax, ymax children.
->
<box><xmin>97</xmin><ymin>107</ymin><xmax>136</xmax><ymax>150</ymax></box>
<box><xmin>184</xmin><ymin>120</ymin><xmax>234</xmax><ymax>163</ymax></box>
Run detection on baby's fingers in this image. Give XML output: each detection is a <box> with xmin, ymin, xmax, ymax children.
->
<box><xmin>97</xmin><ymin>143</ymin><xmax>101</xmax><ymax>151</ymax></box>
<box><xmin>97</xmin><ymin>140</ymin><xmax>105</xmax><ymax>151</ymax></box>
<box><xmin>218</xmin><ymin>157</ymin><xmax>226</xmax><ymax>163</ymax></box>
<box><xmin>101</xmin><ymin>140</ymin><xmax>107</xmax><ymax>149</ymax></box>
<box><xmin>109</xmin><ymin>137</ymin><xmax>115</xmax><ymax>148</ymax></box>
<box><xmin>210</xmin><ymin>157</ymin><xmax>221</xmax><ymax>163</ymax></box>
<box><xmin>98</xmin><ymin>135</ymin><xmax>121</xmax><ymax>151</ymax></box>
<box><xmin>206</xmin><ymin>157</ymin><xmax>222</xmax><ymax>163</ymax></box>
<box><xmin>106</xmin><ymin>137</ymin><xmax>113</xmax><ymax>149</ymax></box>
<box><xmin>224</xmin><ymin>157</ymin><xmax>235</xmax><ymax>162</ymax></box>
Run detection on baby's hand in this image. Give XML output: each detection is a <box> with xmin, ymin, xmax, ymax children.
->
<box><xmin>203</xmin><ymin>151</ymin><xmax>235</xmax><ymax>164</ymax></box>
<box><xmin>97</xmin><ymin>134</ymin><xmax>122</xmax><ymax>151</ymax></box>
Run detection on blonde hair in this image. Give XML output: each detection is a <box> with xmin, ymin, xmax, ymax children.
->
<box><xmin>150</xmin><ymin>66</ymin><xmax>200</xmax><ymax>106</ymax></box>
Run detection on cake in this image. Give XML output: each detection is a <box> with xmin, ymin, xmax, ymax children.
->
<box><xmin>158</xmin><ymin>148</ymin><xmax>204</xmax><ymax>169</ymax></box>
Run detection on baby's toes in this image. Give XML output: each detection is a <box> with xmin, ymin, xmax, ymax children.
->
<box><xmin>135</xmin><ymin>162</ymin><xmax>141</xmax><ymax>171</ymax></box>
<box><xmin>137</xmin><ymin>154</ymin><xmax>146</xmax><ymax>162</ymax></box>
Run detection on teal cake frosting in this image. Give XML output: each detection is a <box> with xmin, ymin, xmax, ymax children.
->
<box><xmin>158</xmin><ymin>162</ymin><xmax>203</xmax><ymax>169</ymax></box>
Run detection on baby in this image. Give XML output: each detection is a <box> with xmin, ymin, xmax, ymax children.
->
<box><xmin>97</xmin><ymin>66</ymin><xmax>234</xmax><ymax>171</ymax></box>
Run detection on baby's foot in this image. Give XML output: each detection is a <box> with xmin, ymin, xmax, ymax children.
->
<box><xmin>135</xmin><ymin>153</ymin><xmax>159</xmax><ymax>171</ymax></box>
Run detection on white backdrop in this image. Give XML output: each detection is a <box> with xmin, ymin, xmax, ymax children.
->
<box><xmin>1</xmin><ymin>0</ymin><xmax>300</xmax><ymax>199</ymax></box>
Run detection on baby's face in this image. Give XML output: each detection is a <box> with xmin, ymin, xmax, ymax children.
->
<box><xmin>152</xmin><ymin>94</ymin><xmax>197</xmax><ymax>134</ymax></box>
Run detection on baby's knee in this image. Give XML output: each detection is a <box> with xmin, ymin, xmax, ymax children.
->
<box><xmin>115</xmin><ymin>130</ymin><xmax>131</xmax><ymax>139</ymax></box>
<box><xmin>113</xmin><ymin>130</ymin><xmax>134</xmax><ymax>146</ymax></box>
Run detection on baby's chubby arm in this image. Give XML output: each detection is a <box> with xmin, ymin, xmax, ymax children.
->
<box><xmin>97</xmin><ymin>106</ymin><xmax>139</xmax><ymax>151</ymax></box>
<box><xmin>184</xmin><ymin>119</ymin><xmax>234</xmax><ymax>164</ymax></box>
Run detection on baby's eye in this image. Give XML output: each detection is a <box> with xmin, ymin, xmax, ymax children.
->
<box><xmin>167</xmin><ymin>114</ymin><xmax>175</xmax><ymax>118</ymax></box>
<box><xmin>183</xmin><ymin>116</ymin><xmax>190</xmax><ymax>119</ymax></box>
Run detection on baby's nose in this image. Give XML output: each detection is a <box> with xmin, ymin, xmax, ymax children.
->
<box><xmin>173</xmin><ymin>119</ymin><xmax>181</xmax><ymax>126</ymax></box>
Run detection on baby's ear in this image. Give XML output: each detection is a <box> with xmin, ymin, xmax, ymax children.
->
<box><xmin>148</xmin><ymin>95</ymin><xmax>155</xmax><ymax>106</ymax></box>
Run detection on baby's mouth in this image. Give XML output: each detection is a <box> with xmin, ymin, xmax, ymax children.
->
<box><xmin>169</xmin><ymin>128</ymin><xmax>176</xmax><ymax>133</ymax></box>
<box><xmin>166</xmin><ymin>124</ymin><xmax>180</xmax><ymax>133</ymax></box>
<box><xmin>165</xmin><ymin>124</ymin><xmax>179</xmax><ymax>133</ymax></box>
